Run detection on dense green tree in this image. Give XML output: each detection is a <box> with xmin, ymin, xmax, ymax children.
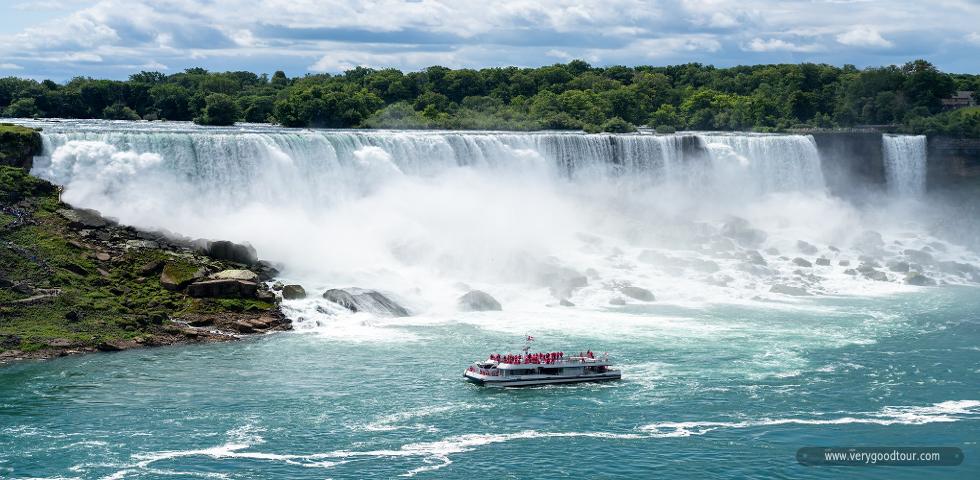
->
<box><xmin>4</xmin><ymin>98</ymin><xmax>40</xmax><ymax>118</ymax></box>
<box><xmin>194</xmin><ymin>93</ymin><xmax>240</xmax><ymax>126</ymax></box>
<box><xmin>0</xmin><ymin>58</ymin><xmax>974</xmax><ymax>136</ymax></box>
<box><xmin>102</xmin><ymin>102</ymin><xmax>141</xmax><ymax>120</ymax></box>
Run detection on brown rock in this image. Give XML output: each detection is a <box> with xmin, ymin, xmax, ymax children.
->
<box><xmin>187</xmin><ymin>279</ymin><xmax>259</xmax><ymax>298</ymax></box>
<box><xmin>138</xmin><ymin>259</ymin><xmax>165</xmax><ymax>276</ymax></box>
<box><xmin>160</xmin><ymin>263</ymin><xmax>204</xmax><ymax>291</ymax></box>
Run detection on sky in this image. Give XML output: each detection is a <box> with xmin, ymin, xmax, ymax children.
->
<box><xmin>1</xmin><ymin>0</ymin><xmax>979</xmax><ymax>81</ymax></box>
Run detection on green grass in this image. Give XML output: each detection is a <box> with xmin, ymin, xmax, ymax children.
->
<box><xmin>0</xmin><ymin>166</ymin><xmax>275</xmax><ymax>354</ymax></box>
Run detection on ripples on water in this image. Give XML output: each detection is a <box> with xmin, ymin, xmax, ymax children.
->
<box><xmin>1</xmin><ymin>289</ymin><xmax>978</xmax><ymax>479</ymax></box>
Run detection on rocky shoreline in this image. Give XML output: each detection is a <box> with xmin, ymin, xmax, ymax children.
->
<box><xmin>1</xmin><ymin>163</ymin><xmax>292</xmax><ymax>365</ymax></box>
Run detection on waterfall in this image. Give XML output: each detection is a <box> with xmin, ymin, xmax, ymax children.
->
<box><xmin>11</xmin><ymin>119</ymin><xmax>977</xmax><ymax>312</ymax></box>
<box><xmin>29</xmin><ymin>122</ymin><xmax>826</xmax><ymax>206</ymax></box>
<box><xmin>882</xmin><ymin>134</ymin><xmax>927</xmax><ymax>196</ymax></box>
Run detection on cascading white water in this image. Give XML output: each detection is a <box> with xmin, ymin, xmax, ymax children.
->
<box><xmin>12</xmin><ymin>119</ymin><xmax>979</xmax><ymax>333</ymax></box>
<box><xmin>882</xmin><ymin>134</ymin><xmax>928</xmax><ymax>196</ymax></box>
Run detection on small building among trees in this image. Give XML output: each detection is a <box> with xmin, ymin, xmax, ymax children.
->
<box><xmin>942</xmin><ymin>91</ymin><xmax>975</xmax><ymax>110</ymax></box>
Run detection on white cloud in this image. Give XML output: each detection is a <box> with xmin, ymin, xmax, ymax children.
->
<box><xmin>309</xmin><ymin>49</ymin><xmax>459</xmax><ymax>73</ymax></box>
<box><xmin>635</xmin><ymin>35</ymin><xmax>722</xmax><ymax>56</ymax></box>
<box><xmin>140</xmin><ymin>61</ymin><xmax>168</xmax><ymax>70</ymax></box>
<box><xmin>745</xmin><ymin>38</ymin><xmax>822</xmax><ymax>53</ymax></box>
<box><xmin>0</xmin><ymin>63</ymin><xmax>24</xmax><ymax>69</ymax></box>
<box><xmin>836</xmin><ymin>25</ymin><xmax>893</xmax><ymax>48</ymax></box>
<box><xmin>1</xmin><ymin>0</ymin><xmax>979</xmax><ymax>79</ymax></box>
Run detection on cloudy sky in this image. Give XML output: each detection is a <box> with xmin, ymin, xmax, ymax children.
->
<box><xmin>1</xmin><ymin>0</ymin><xmax>978</xmax><ymax>80</ymax></box>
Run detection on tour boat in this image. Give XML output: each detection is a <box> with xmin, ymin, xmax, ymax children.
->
<box><xmin>464</xmin><ymin>339</ymin><xmax>621</xmax><ymax>387</ymax></box>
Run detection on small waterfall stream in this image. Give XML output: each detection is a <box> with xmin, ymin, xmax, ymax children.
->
<box><xmin>882</xmin><ymin>134</ymin><xmax>928</xmax><ymax>196</ymax></box>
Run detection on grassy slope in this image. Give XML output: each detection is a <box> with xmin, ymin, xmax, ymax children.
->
<box><xmin>0</xmin><ymin>166</ymin><xmax>278</xmax><ymax>355</ymax></box>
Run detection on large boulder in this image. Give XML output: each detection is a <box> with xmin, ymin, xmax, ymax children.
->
<box><xmin>620</xmin><ymin>285</ymin><xmax>655</xmax><ymax>301</ymax></box>
<box><xmin>796</xmin><ymin>240</ymin><xmax>818</xmax><ymax>255</ymax></box>
<box><xmin>886</xmin><ymin>260</ymin><xmax>910</xmax><ymax>273</ymax></box>
<box><xmin>852</xmin><ymin>230</ymin><xmax>885</xmax><ymax>253</ymax></box>
<box><xmin>209</xmin><ymin>269</ymin><xmax>259</xmax><ymax>282</ymax></box>
<box><xmin>744</xmin><ymin>250</ymin><xmax>767</xmax><ymax>266</ymax></box>
<box><xmin>458</xmin><ymin>290</ymin><xmax>502</xmax><ymax>311</ymax></box>
<box><xmin>281</xmin><ymin>284</ymin><xmax>307</xmax><ymax>300</ymax></box>
<box><xmin>721</xmin><ymin>217</ymin><xmax>767</xmax><ymax>248</ymax></box>
<box><xmin>56</xmin><ymin>208</ymin><xmax>114</xmax><ymax>229</ymax></box>
<box><xmin>187</xmin><ymin>279</ymin><xmax>258</xmax><ymax>298</ymax></box>
<box><xmin>160</xmin><ymin>262</ymin><xmax>205</xmax><ymax>291</ymax></box>
<box><xmin>195</xmin><ymin>239</ymin><xmax>258</xmax><ymax>266</ymax></box>
<box><xmin>535</xmin><ymin>263</ymin><xmax>588</xmax><ymax>298</ymax></box>
<box><xmin>904</xmin><ymin>272</ymin><xmax>936</xmax><ymax>286</ymax></box>
<box><xmin>863</xmin><ymin>270</ymin><xmax>889</xmax><ymax>282</ymax></box>
<box><xmin>792</xmin><ymin>257</ymin><xmax>812</xmax><ymax>268</ymax></box>
<box><xmin>770</xmin><ymin>284</ymin><xmax>811</xmax><ymax>296</ymax></box>
<box><xmin>322</xmin><ymin>288</ymin><xmax>409</xmax><ymax>317</ymax></box>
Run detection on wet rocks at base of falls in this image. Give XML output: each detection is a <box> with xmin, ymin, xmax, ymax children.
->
<box><xmin>619</xmin><ymin>285</ymin><xmax>655</xmax><ymax>302</ymax></box>
<box><xmin>281</xmin><ymin>284</ymin><xmax>307</xmax><ymax>300</ymax></box>
<box><xmin>458</xmin><ymin>290</ymin><xmax>502</xmax><ymax>311</ymax></box>
<box><xmin>193</xmin><ymin>239</ymin><xmax>258</xmax><ymax>266</ymax></box>
<box><xmin>887</xmin><ymin>260</ymin><xmax>910</xmax><ymax>273</ymax></box>
<box><xmin>769</xmin><ymin>284</ymin><xmax>811</xmax><ymax>296</ymax></box>
<box><xmin>323</xmin><ymin>288</ymin><xmax>410</xmax><ymax>317</ymax></box>
<box><xmin>853</xmin><ymin>231</ymin><xmax>885</xmax><ymax>255</ymax></box>
<box><xmin>536</xmin><ymin>264</ymin><xmax>589</xmax><ymax>299</ymax></box>
<box><xmin>814</xmin><ymin>257</ymin><xmax>831</xmax><ymax>266</ymax></box>
<box><xmin>796</xmin><ymin>240</ymin><xmax>819</xmax><ymax>255</ymax></box>
<box><xmin>721</xmin><ymin>217</ymin><xmax>767</xmax><ymax>248</ymax></box>
<box><xmin>863</xmin><ymin>270</ymin><xmax>890</xmax><ymax>282</ymax></box>
<box><xmin>791</xmin><ymin>257</ymin><xmax>812</xmax><ymax>268</ymax></box>
<box><xmin>904</xmin><ymin>272</ymin><xmax>937</xmax><ymax>286</ymax></box>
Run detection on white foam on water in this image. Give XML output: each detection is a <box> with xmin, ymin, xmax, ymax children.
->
<box><xmin>106</xmin><ymin>399</ymin><xmax>978</xmax><ymax>478</ymax></box>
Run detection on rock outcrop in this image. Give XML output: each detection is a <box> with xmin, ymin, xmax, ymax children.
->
<box><xmin>458</xmin><ymin>290</ymin><xmax>502</xmax><ymax>311</ymax></box>
<box><xmin>281</xmin><ymin>284</ymin><xmax>307</xmax><ymax>300</ymax></box>
<box><xmin>0</xmin><ymin>165</ymin><xmax>290</xmax><ymax>364</ymax></box>
<box><xmin>721</xmin><ymin>217</ymin><xmax>767</xmax><ymax>248</ymax></box>
<box><xmin>620</xmin><ymin>285</ymin><xmax>655</xmax><ymax>301</ymax></box>
<box><xmin>792</xmin><ymin>257</ymin><xmax>812</xmax><ymax>267</ymax></box>
<box><xmin>770</xmin><ymin>284</ymin><xmax>811</xmax><ymax>296</ymax></box>
<box><xmin>187</xmin><ymin>279</ymin><xmax>259</xmax><ymax>298</ymax></box>
<box><xmin>904</xmin><ymin>272</ymin><xmax>936</xmax><ymax>286</ymax></box>
<box><xmin>160</xmin><ymin>262</ymin><xmax>205</xmax><ymax>291</ymax></box>
<box><xmin>194</xmin><ymin>239</ymin><xmax>258</xmax><ymax>266</ymax></box>
<box><xmin>323</xmin><ymin>288</ymin><xmax>410</xmax><ymax>316</ymax></box>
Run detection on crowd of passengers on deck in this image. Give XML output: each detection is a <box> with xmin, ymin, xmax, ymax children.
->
<box><xmin>488</xmin><ymin>351</ymin><xmax>596</xmax><ymax>365</ymax></box>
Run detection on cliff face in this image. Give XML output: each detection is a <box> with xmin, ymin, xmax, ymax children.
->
<box><xmin>810</xmin><ymin>132</ymin><xmax>886</xmax><ymax>196</ymax></box>
<box><xmin>0</xmin><ymin>124</ymin><xmax>42</xmax><ymax>170</ymax></box>
<box><xmin>810</xmin><ymin>132</ymin><xmax>980</xmax><ymax>195</ymax></box>
<box><xmin>927</xmin><ymin>137</ymin><xmax>980</xmax><ymax>188</ymax></box>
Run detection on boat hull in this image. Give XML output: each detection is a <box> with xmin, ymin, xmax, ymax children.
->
<box><xmin>464</xmin><ymin>371</ymin><xmax>621</xmax><ymax>388</ymax></box>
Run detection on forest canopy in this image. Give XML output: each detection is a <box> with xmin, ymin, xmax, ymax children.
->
<box><xmin>1</xmin><ymin>60</ymin><xmax>977</xmax><ymax>136</ymax></box>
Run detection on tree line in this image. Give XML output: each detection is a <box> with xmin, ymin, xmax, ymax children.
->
<box><xmin>1</xmin><ymin>60</ymin><xmax>977</xmax><ymax>136</ymax></box>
